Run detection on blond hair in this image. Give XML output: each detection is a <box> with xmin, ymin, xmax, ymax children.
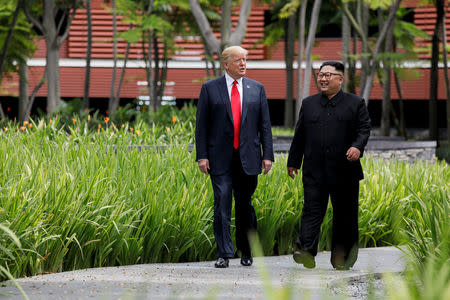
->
<box><xmin>221</xmin><ymin>46</ymin><xmax>248</xmax><ymax>65</ymax></box>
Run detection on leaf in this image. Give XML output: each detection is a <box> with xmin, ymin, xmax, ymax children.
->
<box><xmin>264</xmin><ymin>26</ymin><xmax>284</xmax><ymax>46</ymax></box>
<box><xmin>394</xmin><ymin>68</ymin><xmax>423</xmax><ymax>80</ymax></box>
<box><xmin>365</xmin><ymin>0</ymin><xmax>396</xmax><ymax>10</ymax></box>
<box><xmin>397</xmin><ymin>20</ymin><xmax>430</xmax><ymax>39</ymax></box>
<box><xmin>0</xmin><ymin>223</ymin><xmax>21</xmax><ymax>248</ymax></box>
<box><xmin>279</xmin><ymin>1</ymin><xmax>299</xmax><ymax>19</ymax></box>
<box><xmin>118</xmin><ymin>28</ymin><xmax>142</xmax><ymax>44</ymax></box>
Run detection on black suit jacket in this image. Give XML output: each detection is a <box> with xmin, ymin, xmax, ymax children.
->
<box><xmin>195</xmin><ymin>76</ymin><xmax>274</xmax><ymax>175</ymax></box>
<box><xmin>287</xmin><ymin>90</ymin><xmax>371</xmax><ymax>185</ymax></box>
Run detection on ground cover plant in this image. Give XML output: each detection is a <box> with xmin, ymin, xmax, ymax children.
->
<box><xmin>0</xmin><ymin>108</ymin><xmax>448</xmax><ymax>298</ymax></box>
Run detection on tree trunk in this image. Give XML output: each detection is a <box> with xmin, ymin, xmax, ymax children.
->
<box><xmin>440</xmin><ymin>5</ymin><xmax>450</xmax><ymax>143</ymax></box>
<box><xmin>83</xmin><ymin>0</ymin><xmax>92</xmax><ymax>110</ymax></box>
<box><xmin>18</xmin><ymin>63</ymin><xmax>28</xmax><ymax>122</ymax></box>
<box><xmin>295</xmin><ymin>0</ymin><xmax>307</xmax><ymax>122</ymax></box>
<box><xmin>25</xmin><ymin>68</ymin><xmax>47</xmax><ymax>122</ymax></box>
<box><xmin>43</xmin><ymin>0</ymin><xmax>60</xmax><ymax>113</ymax></box>
<box><xmin>0</xmin><ymin>0</ymin><xmax>23</xmax><ymax>119</ymax></box>
<box><xmin>341</xmin><ymin>0</ymin><xmax>401</xmax><ymax>104</ymax></box>
<box><xmin>157</xmin><ymin>43</ymin><xmax>169</xmax><ymax>102</ymax></box>
<box><xmin>393</xmin><ymin>69</ymin><xmax>406</xmax><ymax>138</ymax></box>
<box><xmin>115</xmin><ymin>26</ymin><xmax>132</xmax><ymax>102</ymax></box>
<box><xmin>202</xmin><ymin>37</ymin><xmax>219</xmax><ymax>77</ymax></box>
<box><xmin>108</xmin><ymin>0</ymin><xmax>119</xmax><ymax>115</ymax></box>
<box><xmin>380</xmin><ymin>10</ymin><xmax>395</xmax><ymax>136</ymax></box>
<box><xmin>348</xmin><ymin>32</ymin><xmax>357</xmax><ymax>94</ymax></box>
<box><xmin>153</xmin><ymin>34</ymin><xmax>161</xmax><ymax>110</ymax></box>
<box><xmin>228</xmin><ymin>0</ymin><xmax>251</xmax><ymax>46</ymax></box>
<box><xmin>340</xmin><ymin>1</ymin><xmax>359</xmax><ymax>94</ymax></box>
<box><xmin>221</xmin><ymin>0</ymin><xmax>232</xmax><ymax>48</ymax></box>
<box><xmin>46</xmin><ymin>38</ymin><xmax>60</xmax><ymax>113</ymax></box>
<box><xmin>145</xmin><ymin>30</ymin><xmax>156</xmax><ymax>112</ymax></box>
<box><xmin>189</xmin><ymin>0</ymin><xmax>220</xmax><ymax>56</ymax></box>
<box><xmin>358</xmin><ymin>1</ymin><xmax>369</xmax><ymax>96</ymax></box>
<box><xmin>189</xmin><ymin>0</ymin><xmax>252</xmax><ymax>67</ymax></box>
<box><xmin>429</xmin><ymin>0</ymin><xmax>444</xmax><ymax>141</ymax></box>
<box><xmin>24</xmin><ymin>0</ymin><xmax>78</xmax><ymax>114</ymax></box>
<box><xmin>341</xmin><ymin>3</ymin><xmax>350</xmax><ymax>93</ymax></box>
<box><xmin>361</xmin><ymin>0</ymin><xmax>401</xmax><ymax>104</ymax></box>
<box><xmin>301</xmin><ymin>0</ymin><xmax>322</xmax><ymax>101</ymax></box>
<box><xmin>284</xmin><ymin>13</ymin><xmax>296</xmax><ymax>128</ymax></box>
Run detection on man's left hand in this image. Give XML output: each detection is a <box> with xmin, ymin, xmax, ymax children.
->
<box><xmin>262</xmin><ymin>159</ymin><xmax>272</xmax><ymax>175</ymax></box>
<box><xmin>346</xmin><ymin>147</ymin><xmax>361</xmax><ymax>161</ymax></box>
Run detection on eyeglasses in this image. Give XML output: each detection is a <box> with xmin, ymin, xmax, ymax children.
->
<box><xmin>231</xmin><ymin>58</ymin><xmax>247</xmax><ymax>64</ymax></box>
<box><xmin>317</xmin><ymin>72</ymin><xmax>343</xmax><ymax>79</ymax></box>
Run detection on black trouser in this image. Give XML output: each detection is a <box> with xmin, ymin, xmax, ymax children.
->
<box><xmin>296</xmin><ymin>181</ymin><xmax>359</xmax><ymax>265</ymax></box>
<box><xmin>210</xmin><ymin>149</ymin><xmax>258</xmax><ymax>258</ymax></box>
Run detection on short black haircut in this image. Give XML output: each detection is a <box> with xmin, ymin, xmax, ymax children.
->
<box><xmin>319</xmin><ymin>61</ymin><xmax>345</xmax><ymax>73</ymax></box>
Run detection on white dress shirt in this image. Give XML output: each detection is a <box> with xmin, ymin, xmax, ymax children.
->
<box><xmin>225</xmin><ymin>72</ymin><xmax>243</xmax><ymax>113</ymax></box>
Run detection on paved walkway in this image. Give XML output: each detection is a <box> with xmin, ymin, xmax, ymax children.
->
<box><xmin>0</xmin><ymin>247</ymin><xmax>405</xmax><ymax>300</ymax></box>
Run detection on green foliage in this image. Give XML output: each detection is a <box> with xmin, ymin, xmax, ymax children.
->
<box><xmin>0</xmin><ymin>116</ymin><xmax>448</xmax><ymax>285</ymax></box>
<box><xmin>118</xmin><ymin>28</ymin><xmax>141</xmax><ymax>44</ymax></box>
<box><xmin>279</xmin><ymin>0</ymin><xmax>299</xmax><ymax>19</ymax></box>
<box><xmin>264</xmin><ymin>25</ymin><xmax>285</xmax><ymax>47</ymax></box>
<box><xmin>394</xmin><ymin>20</ymin><xmax>430</xmax><ymax>48</ymax></box>
<box><xmin>10</xmin><ymin>100</ymin><xmax>197</xmax><ymax>141</ymax></box>
<box><xmin>272</xmin><ymin>127</ymin><xmax>295</xmax><ymax>136</ymax></box>
<box><xmin>115</xmin><ymin>0</ymin><xmax>173</xmax><ymax>42</ymax></box>
<box><xmin>0</xmin><ymin>0</ymin><xmax>37</xmax><ymax>76</ymax></box>
<box><xmin>343</xmin><ymin>0</ymin><xmax>396</xmax><ymax>10</ymax></box>
<box><xmin>384</xmin><ymin>179</ymin><xmax>450</xmax><ymax>300</ymax></box>
<box><xmin>0</xmin><ymin>106</ymin><xmax>448</xmax><ymax>297</ymax></box>
<box><xmin>148</xmin><ymin>103</ymin><xmax>196</xmax><ymax>126</ymax></box>
<box><xmin>367</xmin><ymin>0</ymin><xmax>396</xmax><ymax>10</ymax></box>
<box><xmin>392</xmin><ymin>68</ymin><xmax>423</xmax><ymax>80</ymax></box>
<box><xmin>116</xmin><ymin>0</ymin><xmax>192</xmax><ymax>53</ymax></box>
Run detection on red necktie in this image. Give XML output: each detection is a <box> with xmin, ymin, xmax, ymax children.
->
<box><xmin>231</xmin><ymin>80</ymin><xmax>241</xmax><ymax>149</ymax></box>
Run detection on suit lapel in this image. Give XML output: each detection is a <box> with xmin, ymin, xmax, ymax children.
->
<box><xmin>241</xmin><ymin>77</ymin><xmax>249</xmax><ymax>126</ymax></box>
<box><xmin>218</xmin><ymin>76</ymin><xmax>234</xmax><ymax>124</ymax></box>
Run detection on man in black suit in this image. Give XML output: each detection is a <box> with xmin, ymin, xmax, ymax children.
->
<box><xmin>287</xmin><ymin>61</ymin><xmax>371</xmax><ymax>270</ymax></box>
<box><xmin>195</xmin><ymin>46</ymin><xmax>274</xmax><ymax>268</ymax></box>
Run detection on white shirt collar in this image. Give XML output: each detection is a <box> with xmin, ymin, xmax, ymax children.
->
<box><xmin>225</xmin><ymin>72</ymin><xmax>243</xmax><ymax>87</ymax></box>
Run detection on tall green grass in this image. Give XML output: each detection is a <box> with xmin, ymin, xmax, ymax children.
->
<box><xmin>384</xmin><ymin>175</ymin><xmax>450</xmax><ymax>300</ymax></box>
<box><xmin>0</xmin><ymin>117</ymin><xmax>449</xmax><ymax>300</ymax></box>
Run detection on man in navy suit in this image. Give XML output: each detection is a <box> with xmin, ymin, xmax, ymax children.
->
<box><xmin>195</xmin><ymin>46</ymin><xmax>274</xmax><ymax>268</ymax></box>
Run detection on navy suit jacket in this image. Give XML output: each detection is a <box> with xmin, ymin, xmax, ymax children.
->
<box><xmin>195</xmin><ymin>76</ymin><xmax>274</xmax><ymax>175</ymax></box>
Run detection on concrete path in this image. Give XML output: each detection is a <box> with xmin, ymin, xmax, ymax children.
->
<box><xmin>0</xmin><ymin>247</ymin><xmax>405</xmax><ymax>300</ymax></box>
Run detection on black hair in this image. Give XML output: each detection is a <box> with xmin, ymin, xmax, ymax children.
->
<box><xmin>319</xmin><ymin>61</ymin><xmax>345</xmax><ymax>73</ymax></box>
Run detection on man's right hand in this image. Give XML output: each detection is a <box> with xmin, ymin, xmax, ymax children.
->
<box><xmin>288</xmin><ymin>167</ymin><xmax>298</xmax><ymax>179</ymax></box>
<box><xmin>198</xmin><ymin>159</ymin><xmax>210</xmax><ymax>175</ymax></box>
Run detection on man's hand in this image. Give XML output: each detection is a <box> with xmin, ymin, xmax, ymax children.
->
<box><xmin>287</xmin><ymin>167</ymin><xmax>298</xmax><ymax>179</ymax></box>
<box><xmin>346</xmin><ymin>147</ymin><xmax>361</xmax><ymax>162</ymax></box>
<box><xmin>262</xmin><ymin>159</ymin><xmax>272</xmax><ymax>175</ymax></box>
<box><xmin>198</xmin><ymin>159</ymin><xmax>210</xmax><ymax>174</ymax></box>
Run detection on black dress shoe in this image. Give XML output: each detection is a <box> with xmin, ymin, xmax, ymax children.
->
<box><xmin>293</xmin><ymin>249</ymin><xmax>316</xmax><ymax>269</ymax></box>
<box><xmin>214</xmin><ymin>257</ymin><xmax>229</xmax><ymax>268</ymax></box>
<box><xmin>240</xmin><ymin>255</ymin><xmax>253</xmax><ymax>266</ymax></box>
